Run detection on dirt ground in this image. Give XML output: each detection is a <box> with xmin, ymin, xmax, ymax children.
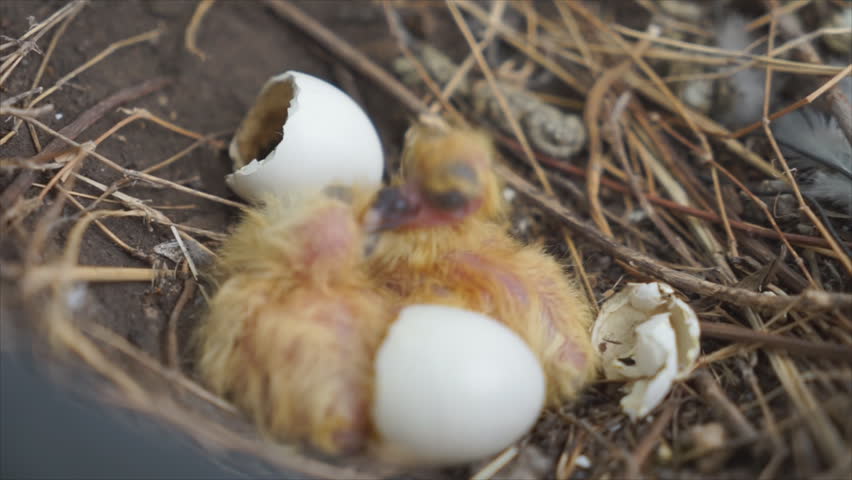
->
<box><xmin>0</xmin><ymin>1</ymin><xmax>422</xmax><ymax>477</ymax></box>
<box><xmin>0</xmin><ymin>0</ymin><xmax>418</xmax><ymax>354</ymax></box>
<box><xmin>2</xmin><ymin>1</ymin><xmax>851</xmax><ymax>479</ymax></box>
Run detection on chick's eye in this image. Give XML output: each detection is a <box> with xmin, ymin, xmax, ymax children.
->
<box><xmin>375</xmin><ymin>188</ymin><xmax>411</xmax><ymax>215</ymax></box>
<box><xmin>428</xmin><ymin>189</ymin><xmax>469</xmax><ymax>211</ymax></box>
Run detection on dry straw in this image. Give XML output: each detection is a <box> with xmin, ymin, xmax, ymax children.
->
<box><xmin>1</xmin><ymin>0</ymin><xmax>850</xmax><ymax>479</ymax></box>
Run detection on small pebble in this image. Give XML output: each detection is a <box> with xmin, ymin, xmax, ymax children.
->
<box><xmin>65</xmin><ymin>285</ymin><xmax>88</xmax><ymax>311</ymax></box>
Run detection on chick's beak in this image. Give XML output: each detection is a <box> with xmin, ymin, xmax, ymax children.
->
<box><xmin>362</xmin><ymin>186</ymin><xmax>420</xmax><ymax>233</ymax></box>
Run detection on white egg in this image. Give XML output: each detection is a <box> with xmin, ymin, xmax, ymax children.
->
<box><xmin>227</xmin><ymin>71</ymin><xmax>384</xmax><ymax>202</ymax></box>
<box><xmin>373</xmin><ymin>304</ymin><xmax>545</xmax><ymax>466</ymax></box>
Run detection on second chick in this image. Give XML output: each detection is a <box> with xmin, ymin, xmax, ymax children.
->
<box><xmin>195</xmin><ymin>191</ymin><xmax>391</xmax><ymax>455</ymax></box>
<box><xmin>364</xmin><ymin>122</ymin><xmax>598</xmax><ymax>405</ymax></box>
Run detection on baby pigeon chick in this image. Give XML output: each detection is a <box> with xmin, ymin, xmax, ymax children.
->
<box><xmin>195</xmin><ymin>190</ymin><xmax>391</xmax><ymax>455</ymax></box>
<box><xmin>364</xmin><ymin>121</ymin><xmax>597</xmax><ymax>405</ymax></box>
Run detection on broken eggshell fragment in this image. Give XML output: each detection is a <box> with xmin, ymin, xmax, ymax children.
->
<box><xmin>227</xmin><ymin>71</ymin><xmax>384</xmax><ymax>202</ymax></box>
<box><xmin>592</xmin><ymin>282</ymin><xmax>700</xmax><ymax>420</ymax></box>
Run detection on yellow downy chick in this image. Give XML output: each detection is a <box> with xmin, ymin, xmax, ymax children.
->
<box><xmin>364</xmin><ymin>122</ymin><xmax>597</xmax><ymax>405</ymax></box>
<box><xmin>195</xmin><ymin>190</ymin><xmax>391</xmax><ymax>455</ymax></box>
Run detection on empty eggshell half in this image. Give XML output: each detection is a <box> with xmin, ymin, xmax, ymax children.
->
<box><xmin>591</xmin><ymin>282</ymin><xmax>700</xmax><ymax>420</ymax></box>
<box><xmin>227</xmin><ymin>71</ymin><xmax>384</xmax><ymax>202</ymax></box>
<box><xmin>373</xmin><ymin>304</ymin><xmax>546</xmax><ymax>466</ymax></box>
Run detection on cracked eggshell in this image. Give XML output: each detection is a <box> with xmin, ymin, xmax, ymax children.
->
<box><xmin>592</xmin><ymin>282</ymin><xmax>700</xmax><ymax>420</ymax></box>
<box><xmin>227</xmin><ymin>71</ymin><xmax>384</xmax><ymax>202</ymax></box>
<box><xmin>373</xmin><ymin>304</ymin><xmax>546</xmax><ymax>466</ymax></box>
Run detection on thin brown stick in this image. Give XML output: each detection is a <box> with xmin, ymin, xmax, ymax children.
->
<box><xmin>554</xmin><ymin>0</ymin><xmax>597</xmax><ymax>71</ymax></box>
<box><xmin>700</xmin><ymin>321</ymin><xmax>852</xmax><ymax>361</ymax></box>
<box><xmin>611</xmin><ymin>24</ymin><xmax>842</xmax><ymax>75</ymax></box>
<box><xmin>166</xmin><ymin>277</ymin><xmax>196</xmax><ymax>369</ymax></box>
<box><xmin>628</xmin><ymin>399</ymin><xmax>677</xmax><ymax>477</ymax></box>
<box><xmin>37</xmin><ymin>142</ymin><xmax>90</xmax><ymax>201</ymax></box>
<box><xmin>143</xmin><ymin>136</ymin><xmax>212</xmax><ymax>174</ymax></box>
<box><xmin>609</xmin><ymin>94</ymin><xmax>701</xmax><ymax>267</ymax></box>
<box><xmin>743</xmin><ymin>299</ymin><xmax>847</xmax><ymax>465</ymax></box>
<box><xmin>561</xmin><ymin>413</ymin><xmax>637</xmax><ymax>472</ymax></box>
<box><xmin>185</xmin><ymin>0</ymin><xmax>215</xmax><ymax>61</ymax></box>
<box><xmin>703</xmin><ymin>157</ymin><xmax>817</xmax><ymax>286</ymax></box>
<box><xmin>498</xmin><ymin>136</ymin><xmax>848</xmax><ymax>250</ymax></box>
<box><xmin>731</xmin><ymin>65</ymin><xmax>852</xmax><ymax>139</ymax></box>
<box><xmin>72</xmin><ymin>173</ymin><xmax>226</xmax><ymax>241</ymax></box>
<box><xmin>545</xmin><ymin>26</ymin><xmax>841</xmax><ymax>77</ymax></box>
<box><xmin>445</xmin><ymin>0</ymin><xmax>599</xmax><ymax>310</ymax></box>
<box><xmin>746</xmin><ymin>0</ymin><xmax>811</xmax><ymax>30</ymax></box>
<box><xmin>60</xmin><ymin>186</ymin><xmax>154</xmax><ymax>263</ymax></box>
<box><xmin>457</xmin><ymin>0</ymin><xmax>587</xmax><ymax>94</ymax></box>
<box><xmin>382</xmin><ymin>3</ymin><xmax>462</xmax><ymax>122</ymax></box>
<box><xmin>547</xmin><ymin>173</ymin><xmax>666</xmax><ymax>248</ymax></box>
<box><xmin>0</xmin><ymin>0</ymin><xmax>84</xmax><ymax>48</ymax></box>
<box><xmin>0</xmin><ymin>77</ymin><xmax>171</xmax><ymax>210</ymax></box>
<box><xmin>433</xmin><ymin>0</ymin><xmax>505</xmax><ymax>113</ymax></box>
<box><xmin>760</xmin><ymin>88</ymin><xmax>852</xmax><ymax>275</ymax></box>
<box><xmin>28</xmin><ymin>28</ymin><xmax>162</xmax><ymax>108</ymax></box>
<box><xmin>695</xmin><ymin>370</ymin><xmax>758</xmax><ymax>440</ymax></box>
<box><xmin>572</xmin><ymin>5</ymin><xmax>711</xmax><ymax>153</ymax></box>
<box><xmin>8</xmin><ymin>112</ymin><xmax>243</xmax><ymax>209</ymax></box>
<box><xmin>769</xmin><ymin>1</ymin><xmax>852</xmax><ymax>145</ymax></box>
<box><xmin>583</xmin><ymin>58</ymin><xmax>634</xmax><ymax>238</ymax></box>
<box><xmin>555</xmin><ymin>431</ymin><xmax>587</xmax><ymax>480</ymax></box>
<box><xmin>574</xmin><ymin>6</ymin><xmax>738</xmax><ymax>281</ymax></box>
<box><xmin>647</xmin><ymin>121</ymin><xmax>804</xmax><ymax>297</ymax></box>
<box><xmin>446</xmin><ymin>1</ymin><xmax>550</xmax><ymax>194</ymax></box>
<box><xmin>34</xmin><ymin>185</ymin><xmax>197</xmax><ymax>211</ymax></box>
<box><xmin>81</xmin><ymin>321</ymin><xmax>237</xmax><ymax>414</ymax></box>
<box><xmin>740</xmin><ymin>361</ymin><xmax>785</xmax><ymax>470</ymax></box>
<box><xmin>105</xmin><ymin>108</ymin><xmax>223</xmax><ymax>148</ymax></box>
<box><xmin>470</xmin><ymin>446</ymin><xmax>519</xmax><ymax>480</ymax></box>
<box><xmin>18</xmin><ymin>265</ymin><xmax>174</xmax><ymax>285</ymax></box>
<box><xmin>23</xmin><ymin>3</ymin><xmax>82</xmax><ymax>152</ymax></box>
<box><xmin>0</xmin><ymin>1</ymin><xmax>86</xmax><ymax>87</ymax></box>
<box><xmin>264</xmin><ymin>0</ymin><xmax>427</xmax><ymax>115</ymax></box>
<box><xmin>635</xmin><ymin>0</ymin><xmax>714</xmax><ymax>37</ymax></box>
<box><xmin>498</xmin><ymin>163</ymin><xmax>852</xmax><ymax>313</ymax></box>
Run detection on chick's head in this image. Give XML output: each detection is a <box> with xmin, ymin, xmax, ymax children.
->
<box><xmin>364</xmin><ymin>123</ymin><xmax>504</xmax><ymax>232</ymax></box>
<box><xmin>215</xmin><ymin>189</ymin><xmax>372</xmax><ymax>283</ymax></box>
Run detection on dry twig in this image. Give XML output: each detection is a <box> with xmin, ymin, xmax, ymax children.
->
<box><xmin>499</xmin><ymin>164</ymin><xmax>852</xmax><ymax>313</ymax></box>
<box><xmin>184</xmin><ymin>0</ymin><xmax>216</xmax><ymax>61</ymax></box>
<box><xmin>0</xmin><ymin>77</ymin><xmax>171</xmax><ymax>210</ymax></box>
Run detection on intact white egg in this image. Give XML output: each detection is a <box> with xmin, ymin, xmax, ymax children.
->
<box><xmin>373</xmin><ymin>304</ymin><xmax>546</xmax><ymax>466</ymax></box>
<box><xmin>227</xmin><ymin>71</ymin><xmax>384</xmax><ymax>202</ymax></box>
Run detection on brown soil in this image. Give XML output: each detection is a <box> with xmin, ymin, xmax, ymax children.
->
<box><xmin>1</xmin><ymin>0</ymin><xmax>414</xmax><ymax>354</ymax></box>
<box><xmin>0</xmin><ymin>1</ymin><xmax>418</xmax><ymax>477</ymax></box>
<box><xmin>2</xmin><ymin>1</ymin><xmax>851</xmax><ymax>480</ymax></box>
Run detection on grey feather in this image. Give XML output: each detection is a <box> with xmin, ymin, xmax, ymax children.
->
<box><xmin>772</xmin><ymin>108</ymin><xmax>852</xmax><ymax>211</ymax></box>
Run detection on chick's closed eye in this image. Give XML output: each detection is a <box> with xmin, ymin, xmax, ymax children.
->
<box><xmin>363</xmin><ymin>186</ymin><xmax>419</xmax><ymax>232</ymax></box>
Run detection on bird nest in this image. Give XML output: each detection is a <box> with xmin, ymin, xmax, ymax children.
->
<box><xmin>1</xmin><ymin>1</ymin><xmax>850</xmax><ymax>479</ymax></box>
